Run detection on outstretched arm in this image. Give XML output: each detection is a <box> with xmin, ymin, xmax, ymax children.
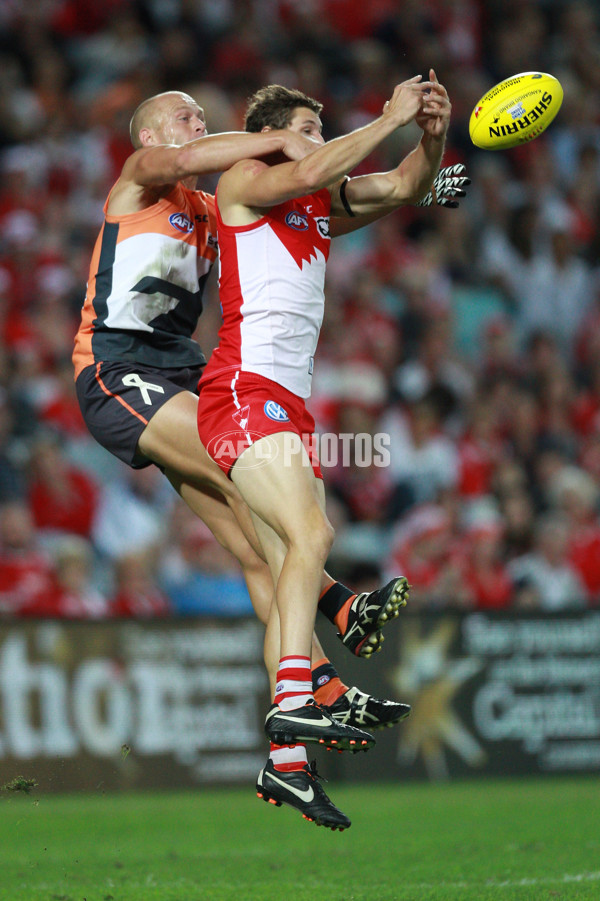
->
<box><xmin>329</xmin><ymin>70</ymin><xmax>453</xmax><ymax>235</ymax></box>
<box><xmin>217</xmin><ymin>76</ymin><xmax>437</xmax><ymax>216</ymax></box>
<box><xmin>122</xmin><ymin>129</ymin><xmax>316</xmax><ymax>187</ymax></box>
<box><xmin>330</xmin><ymin>164</ymin><xmax>470</xmax><ymax>237</ymax></box>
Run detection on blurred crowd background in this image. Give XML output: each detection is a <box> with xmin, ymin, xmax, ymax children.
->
<box><xmin>1</xmin><ymin>0</ymin><xmax>600</xmax><ymax>619</ymax></box>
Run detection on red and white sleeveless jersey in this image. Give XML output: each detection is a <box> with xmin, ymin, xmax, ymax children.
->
<box><xmin>202</xmin><ymin>187</ymin><xmax>331</xmax><ymax>398</ymax></box>
<box><xmin>73</xmin><ymin>183</ymin><xmax>218</xmax><ymax>379</ymax></box>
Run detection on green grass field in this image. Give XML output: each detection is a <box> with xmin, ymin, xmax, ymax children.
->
<box><xmin>0</xmin><ymin>776</ymin><xmax>598</xmax><ymax>901</ymax></box>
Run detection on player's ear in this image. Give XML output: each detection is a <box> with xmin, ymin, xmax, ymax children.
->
<box><xmin>261</xmin><ymin>126</ymin><xmax>273</xmax><ymax>133</ymax></box>
<box><xmin>139</xmin><ymin>127</ymin><xmax>155</xmax><ymax>146</ymax></box>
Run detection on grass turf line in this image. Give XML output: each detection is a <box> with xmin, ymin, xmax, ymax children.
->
<box><xmin>0</xmin><ymin>776</ymin><xmax>598</xmax><ymax>900</ymax></box>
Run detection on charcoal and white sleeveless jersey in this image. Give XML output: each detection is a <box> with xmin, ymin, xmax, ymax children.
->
<box><xmin>73</xmin><ymin>183</ymin><xmax>218</xmax><ymax>379</ymax></box>
<box><xmin>202</xmin><ymin>187</ymin><xmax>331</xmax><ymax>398</ymax></box>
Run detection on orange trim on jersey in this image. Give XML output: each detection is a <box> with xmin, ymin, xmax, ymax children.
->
<box><xmin>94</xmin><ymin>362</ymin><xmax>149</xmax><ymax>425</ymax></box>
<box><xmin>73</xmin><ymin>229</ymin><xmax>104</xmax><ymax>379</ymax></box>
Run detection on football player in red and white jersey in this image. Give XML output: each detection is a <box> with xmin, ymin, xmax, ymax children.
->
<box><xmin>199</xmin><ymin>74</ymin><xmax>452</xmax><ymax>828</ymax></box>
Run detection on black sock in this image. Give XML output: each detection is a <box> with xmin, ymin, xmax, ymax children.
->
<box><xmin>318</xmin><ymin>582</ymin><xmax>354</xmax><ymax>624</ymax></box>
<box><xmin>311</xmin><ymin>660</ymin><xmax>340</xmax><ymax>693</ymax></box>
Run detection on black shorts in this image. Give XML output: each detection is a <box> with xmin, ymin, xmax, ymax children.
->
<box><xmin>76</xmin><ymin>361</ymin><xmax>204</xmax><ymax>468</ymax></box>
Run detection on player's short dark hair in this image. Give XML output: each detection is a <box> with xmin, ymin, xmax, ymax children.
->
<box><xmin>244</xmin><ymin>85</ymin><xmax>323</xmax><ymax>132</ymax></box>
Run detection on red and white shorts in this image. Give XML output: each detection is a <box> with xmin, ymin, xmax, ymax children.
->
<box><xmin>197</xmin><ymin>370</ymin><xmax>322</xmax><ymax>479</ymax></box>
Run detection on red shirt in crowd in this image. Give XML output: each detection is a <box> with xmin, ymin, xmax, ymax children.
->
<box><xmin>29</xmin><ymin>466</ymin><xmax>98</xmax><ymax>538</ymax></box>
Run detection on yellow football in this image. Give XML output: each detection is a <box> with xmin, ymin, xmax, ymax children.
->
<box><xmin>469</xmin><ymin>71</ymin><xmax>563</xmax><ymax>150</ymax></box>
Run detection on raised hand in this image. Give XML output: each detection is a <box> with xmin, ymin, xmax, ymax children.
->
<box><xmin>416</xmin><ymin>163</ymin><xmax>471</xmax><ymax>208</ymax></box>
<box><xmin>415</xmin><ymin>68</ymin><xmax>451</xmax><ymax>139</ymax></box>
<box><xmin>383</xmin><ymin>75</ymin><xmax>435</xmax><ymax>129</ymax></box>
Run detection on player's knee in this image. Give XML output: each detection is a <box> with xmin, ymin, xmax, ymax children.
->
<box><xmin>321</xmin><ymin>516</ymin><xmax>335</xmax><ymax>556</ymax></box>
<box><xmin>297</xmin><ymin>511</ymin><xmax>334</xmax><ymax>564</ymax></box>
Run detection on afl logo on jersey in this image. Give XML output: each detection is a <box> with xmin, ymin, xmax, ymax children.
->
<box><xmin>285</xmin><ymin>211</ymin><xmax>309</xmax><ymax>231</ymax></box>
<box><xmin>169</xmin><ymin>212</ymin><xmax>194</xmax><ymax>232</ymax></box>
<box><xmin>264</xmin><ymin>400</ymin><xmax>290</xmax><ymax>422</ymax></box>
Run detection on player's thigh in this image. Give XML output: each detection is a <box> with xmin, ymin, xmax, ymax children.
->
<box><xmin>231</xmin><ymin>432</ymin><xmax>332</xmax><ymax>547</ymax></box>
<box><xmin>139</xmin><ymin>391</ymin><xmax>234</xmax><ymax>496</ymax></box>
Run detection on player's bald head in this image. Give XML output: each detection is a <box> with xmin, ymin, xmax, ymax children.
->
<box><xmin>129</xmin><ymin>91</ymin><xmax>196</xmax><ymax>148</ymax></box>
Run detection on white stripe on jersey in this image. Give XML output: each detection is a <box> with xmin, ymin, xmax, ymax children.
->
<box><xmin>103</xmin><ymin>233</ymin><xmax>209</xmax><ymax>331</ymax></box>
<box><xmin>232</xmin><ymin>222</ymin><xmax>326</xmax><ymax>398</ymax></box>
<box><xmin>230</xmin><ymin>369</ymin><xmax>253</xmax><ymax>443</ymax></box>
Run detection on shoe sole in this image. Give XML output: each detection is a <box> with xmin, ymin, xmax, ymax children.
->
<box><xmin>265</xmin><ymin>728</ymin><xmax>374</xmax><ymax>752</ymax></box>
<box><xmin>256</xmin><ymin>787</ymin><xmax>350</xmax><ymax>831</ymax></box>
<box><xmin>354</xmin><ymin>577</ymin><xmax>410</xmax><ymax>659</ymax></box>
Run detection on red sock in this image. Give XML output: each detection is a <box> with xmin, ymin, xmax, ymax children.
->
<box><xmin>274</xmin><ymin>655</ymin><xmax>313</xmax><ymax>710</ymax></box>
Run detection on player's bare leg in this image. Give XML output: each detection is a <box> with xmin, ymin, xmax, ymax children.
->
<box><xmin>141</xmin><ymin>391</ymin><xmax>408</xmax><ymax>652</ymax></box>
<box><xmin>233</xmin><ymin>435</ymin><xmax>371</xmax><ymax>831</ymax></box>
<box><xmin>169</xmin><ymin>471</ymin><xmax>409</xmax><ymax>728</ymax></box>
<box><xmin>141</xmin><ymin>394</ymin><xmax>409</xmax><ymax>730</ymax></box>
<box><xmin>139</xmin><ymin>391</ymin><xmax>265</xmax><ymax>548</ymax></box>
<box><xmin>231</xmin><ymin>432</ymin><xmax>374</xmax><ymax>751</ymax></box>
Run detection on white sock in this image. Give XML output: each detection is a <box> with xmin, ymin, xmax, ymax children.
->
<box><xmin>269</xmin><ymin>742</ymin><xmax>308</xmax><ymax>771</ymax></box>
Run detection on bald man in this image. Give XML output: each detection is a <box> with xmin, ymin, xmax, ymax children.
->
<box><xmin>73</xmin><ymin>90</ymin><xmax>413</xmax><ymax>733</ymax></box>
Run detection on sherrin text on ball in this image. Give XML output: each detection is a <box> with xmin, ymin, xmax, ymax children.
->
<box><xmin>469</xmin><ymin>72</ymin><xmax>563</xmax><ymax>150</ymax></box>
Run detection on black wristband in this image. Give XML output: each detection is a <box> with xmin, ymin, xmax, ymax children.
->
<box><xmin>339</xmin><ymin>176</ymin><xmax>355</xmax><ymax>217</ymax></box>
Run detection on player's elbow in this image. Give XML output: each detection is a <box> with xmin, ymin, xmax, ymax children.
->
<box><xmin>133</xmin><ymin>145</ymin><xmax>188</xmax><ymax>185</ymax></box>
